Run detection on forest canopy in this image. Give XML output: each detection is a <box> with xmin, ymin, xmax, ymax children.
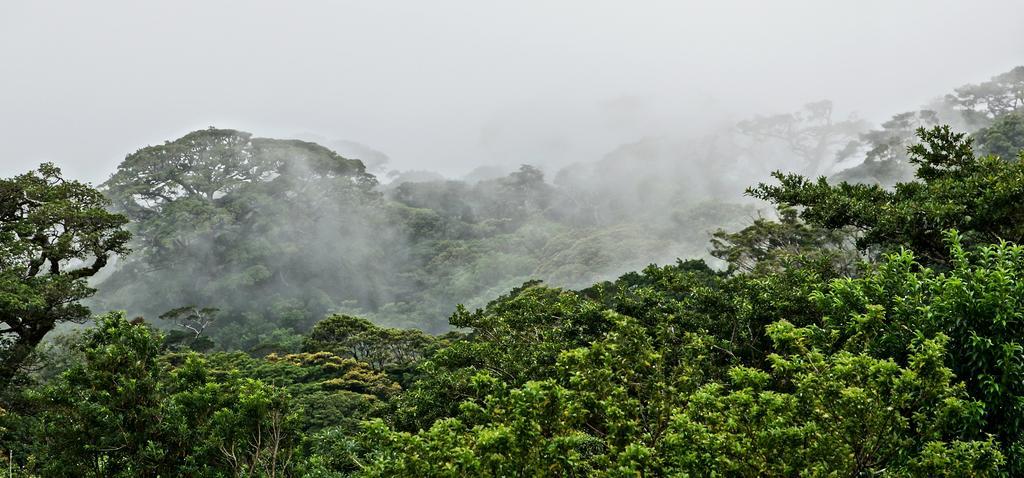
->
<box><xmin>2</xmin><ymin>66</ymin><xmax>1024</xmax><ymax>476</ymax></box>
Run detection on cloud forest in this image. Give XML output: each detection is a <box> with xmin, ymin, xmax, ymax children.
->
<box><xmin>2</xmin><ymin>3</ymin><xmax>1024</xmax><ymax>476</ymax></box>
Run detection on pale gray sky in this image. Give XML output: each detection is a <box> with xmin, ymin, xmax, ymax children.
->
<box><xmin>1</xmin><ymin>0</ymin><xmax>1022</xmax><ymax>183</ymax></box>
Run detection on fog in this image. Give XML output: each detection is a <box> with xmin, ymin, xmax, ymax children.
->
<box><xmin>2</xmin><ymin>0</ymin><xmax>1022</xmax><ymax>183</ymax></box>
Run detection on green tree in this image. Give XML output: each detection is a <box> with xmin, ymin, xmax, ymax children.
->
<box><xmin>668</xmin><ymin>329</ymin><xmax>1000</xmax><ymax>476</ymax></box>
<box><xmin>0</xmin><ymin>163</ymin><xmax>130</xmax><ymax>381</ymax></box>
<box><xmin>160</xmin><ymin>305</ymin><xmax>219</xmax><ymax>351</ymax></box>
<box><xmin>392</xmin><ymin>282</ymin><xmax>609</xmax><ymax>431</ymax></box>
<box><xmin>810</xmin><ymin>235</ymin><xmax>1024</xmax><ymax>472</ymax></box>
<box><xmin>32</xmin><ymin>313</ymin><xmax>172</xmax><ymax>476</ymax></box>
<box><xmin>357</xmin><ymin>304</ymin><xmax>1000</xmax><ymax>477</ymax></box>
<box><xmin>304</xmin><ymin>314</ymin><xmax>434</xmax><ymax>371</ymax></box>
<box><xmin>751</xmin><ymin>125</ymin><xmax>1024</xmax><ymax>265</ymax></box>
<box><xmin>832</xmin><ymin>110</ymin><xmax>940</xmax><ymax>186</ymax></box>
<box><xmin>96</xmin><ymin>128</ymin><xmax>410</xmax><ymax>345</ymax></box>
<box><xmin>205</xmin><ymin>350</ymin><xmax>400</xmax><ymax>434</ymax></box>
<box><xmin>974</xmin><ymin>112</ymin><xmax>1024</xmax><ymax>160</ymax></box>
<box><xmin>946</xmin><ymin>66</ymin><xmax>1024</xmax><ymax>128</ymax></box>
<box><xmin>29</xmin><ymin>313</ymin><xmax>299</xmax><ymax>477</ymax></box>
<box><xmin>710</xmin><ymin>207</ymin><xmax>858</xmax><ymax>275</ymax></box>
<box><xmin>104</xmin><ymin>128</ymin><xmax>375</xmax><ymax>218</ymax></box>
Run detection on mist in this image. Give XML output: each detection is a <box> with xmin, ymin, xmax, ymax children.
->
<box><xmin>2</xmin><ymin>1</ymin><xmax>1022</xmax><ymax>183</ymax></box>
<box><xmin>6</xmin><ymin>4</ymin><xmax>1024</xmax><ymax>472</ymax></box>
<box><xmin>3</xmin><ymin>1</ymin><xmax>1024</xmax><ymax>344</ymax></box>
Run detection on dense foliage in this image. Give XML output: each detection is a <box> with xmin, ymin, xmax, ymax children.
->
<box><xmin>3</xmin><ymin>66</ymin><xmax>1024</xmax><ymax>476</ymax></box>
<box><xmin>93</xmin><ymin>128</ymin><xmax>749</xmax><ymax>350</ymax></box>
<box><xmin>0</xmin><ymin>164</ymin><xmax>129</xmax><ymax>381</ymax></box>
<box><xmin>751</xmin><ymin>126</ymin><xmax>1024</xmax><ymax>265</ymax></box>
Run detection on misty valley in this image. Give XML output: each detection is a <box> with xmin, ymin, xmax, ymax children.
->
<box><xmin>3</xmin><ymin>30</ymin><xmax>1024</xmax><ymax>478</ymax></box>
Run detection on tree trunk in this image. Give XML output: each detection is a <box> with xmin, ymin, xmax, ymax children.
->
<box><xmin>0</xmin><ymin>322</ymin><xmax>52</xmax><ymax>384</ymax></box>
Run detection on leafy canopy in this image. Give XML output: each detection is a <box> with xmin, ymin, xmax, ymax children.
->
<box><xmin>0</xmin><ymin>163</ymin><xmax>129</xmax><ymax>381</ymax></box>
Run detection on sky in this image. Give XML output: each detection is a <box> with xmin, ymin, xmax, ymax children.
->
<box><xmin>1</xmin><ymin>0</ymin><xmax>1022</xmax><ymax>184</ymax></box>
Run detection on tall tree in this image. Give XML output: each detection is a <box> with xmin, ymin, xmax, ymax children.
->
<box><xmin>973</xmin><ymin>112</ymin><xmax>1024</xmax><ymax>160</ymax></box>
<box><xmin>104</xmin><ymin>128</ymin><xmax>375</xmax><ymax>213</ymax></box>
<box><xmin>738</xmin><ymin>100</ymin><xmax>866</xmax><ymax>176</ymax></box>
<box><xmin>96</xmin><ymin>128</ymin><xmax>403</xmax><ymax>346</ymax></box>
<box><xmin>750</xmin><ymin>125</ymin><xmax>1024</xmax><ymax>265</ymax></box>
<box><xmin>0</xmin><ymin>163</ymin><xmax>130</xmax><ymax>381</ymax></box>
<box><xmin>103</xmin><ymin>127</ymin><xmax>377</xmax><ymax>265</ymax></box>
<box><xmin>946</xmin><ymin>66</ymin><xmax>1024</xmax><ymax>128</ymax></box>
<box><xmin>832</xmin><ymin>110</ymin><xmax>940</xmax><ymax>185</ymax></box>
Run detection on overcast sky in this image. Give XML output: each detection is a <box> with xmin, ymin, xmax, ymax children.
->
<box><xmin>1</xmin><ymin>1</ymin><xmax>1022</xmax><ymax>183</ymax></box>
